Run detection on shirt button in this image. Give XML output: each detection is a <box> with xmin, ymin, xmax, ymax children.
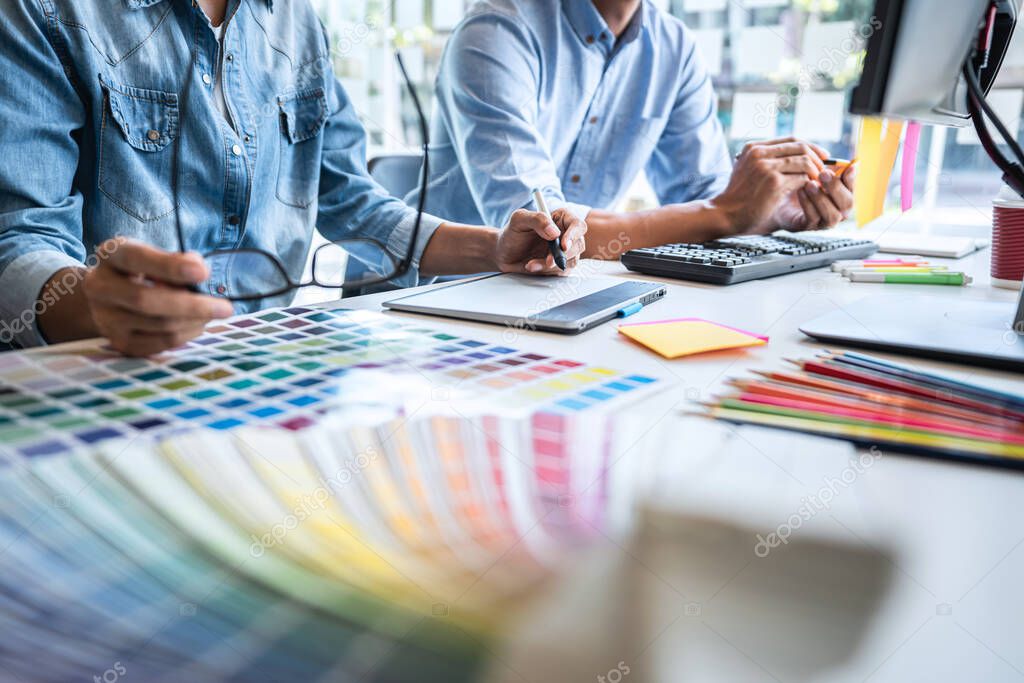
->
<box><xmin>147</xmin><ymin>129</ymin><xmax>161</xmax><ymax>141</ymax></box>
<box><xmin>589</xmin><ymin>116</ymin><xmax>598</xmax><ymax>124</ymax></box>
<box><xmin>202</xmin><ymin>73</ymin><xmax>212</xmax><ymax>86</ymax></box>
<box><xmin>225</xmin><ymin>53</ymin><xmax>234</xmax><ymax>62</ymax></box>
<box><xmin>243</xmin><ymin>134</ymin><xmax>252</xmax><ymax>143</ymax></box>
<box><xmin>228</xmin><ymin>215</ymin><xmax>241</xmax><ymax>226</ymax></box>
<box><xmin>585</xmin><ymin>35</ymin><xmax>595</xmax><ymax>44</ymax></box>
<box><xmin>571</xmin><ymin>174</ymin><xmax>581</xmax><ymax>183</ymax></box>
<box><xmin>231</xmin><ymin>144</ymin><xmax>242</xmax><ymax>156</ymax></box>
<box><xmin>216</xmin><ymin>284</ymin><xmax>227</xmax><ymax>295</ymax></box>
<box><xmin>600</xmin><ymin>32</ymin><xmax>608</xmax><ymax>41</ymax></box>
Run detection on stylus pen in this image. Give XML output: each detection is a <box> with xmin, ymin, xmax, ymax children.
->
<box><xmin>531</xmin><ymin>189</ymin><xmax>567</xmax><ymax>271</ymax></box>
<box><xmin>848</xmin><ymin>272</ymin><xmax>972</xmax><ymax>285</ymax></box>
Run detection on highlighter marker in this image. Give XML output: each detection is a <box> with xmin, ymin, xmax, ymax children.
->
<box><xmin>848</xmin><ymin>272</ymin><xmax>973</xmax><ymax>286</ymax></box>
<box><xmin>840</xmin><ymin>266</ymin><xmax>948</xmax><ymax>277</ymax></box>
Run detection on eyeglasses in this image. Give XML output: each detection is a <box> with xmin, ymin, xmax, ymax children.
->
<box><xmin>171</xmin><ymin>52</ymin><xmax>429</xmax><ymax>302</ymax></box>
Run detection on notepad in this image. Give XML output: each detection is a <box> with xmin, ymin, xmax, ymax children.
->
<box><xmin>618</xmin><ymin>319</ymin><xmax>769</xmax><ymax>359</ymax></box>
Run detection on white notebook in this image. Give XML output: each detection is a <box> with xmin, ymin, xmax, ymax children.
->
<box><xmin>875</xmin><ymin>233</ymin><xmax>989</xmax><ymax>258</ymax></box>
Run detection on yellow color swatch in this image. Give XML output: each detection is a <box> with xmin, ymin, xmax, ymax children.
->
<box><xmin>618</xmin><ymin>319</ymin><xmax>768</xmax><ymax>359</ymax></box>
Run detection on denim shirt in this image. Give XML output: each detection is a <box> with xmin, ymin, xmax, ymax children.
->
<box><xmin>412</xmin><ymin>0</ymin><xmax>732</xmax><ymax>229</ymax></box>
<box><xmin>0</xmin><ymin>0</ymin><xmax>443</xmax><ymax>348</ymax></box>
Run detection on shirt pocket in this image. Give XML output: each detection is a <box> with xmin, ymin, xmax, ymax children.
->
<box><xmin>605</xmin><ymin>114</ymin><xmax>668</xmax><ymax>197</ymax></box>
<box><xmin>98</xmin><ymin>78</ymin><xmax>179</xmax><ymax>222</ymax></box>
<box><xmin>276</xmin><ymin>87</ymin><xmax>328</xmax><ymax>209</ymax></box>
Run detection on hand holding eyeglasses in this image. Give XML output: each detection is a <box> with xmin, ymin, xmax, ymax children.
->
<box><xmin>82</xmin><ymin>240</ymin><xmax>234</xmax><ymax>357</ymax></box>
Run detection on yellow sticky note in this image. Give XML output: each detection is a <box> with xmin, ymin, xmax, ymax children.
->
<box><xmin>618</xmin><ymin>319</ymin><xmax>768</xmax><ymax>359</ymax></box>
<box><xmin>854</xmin><ymin>117</ymin><xmax>904</xmax><ymax>227</ymax></box>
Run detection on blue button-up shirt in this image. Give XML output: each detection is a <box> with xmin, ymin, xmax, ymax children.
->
<box><xmin>414</xmin><ymin>0</ymin><xmax>732</xmax><ymax>229</ymax></box>
<box><xmin>0</xmin><ymin>0</ymin><xmax>442</xmax><ymax>348</ymax></box>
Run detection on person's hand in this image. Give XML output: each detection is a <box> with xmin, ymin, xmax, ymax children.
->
<box><xmin>782</xmin><ymin>164</ymin><xmax>856</xmax><ymax>231</ymax></box>
<box><xmin>496</xmin><ymin>207</ymin><xmax>587</xmax><ymax>275</ymax></box>
<box><xmin>82</xmin><ymin>239</ymin><xmax>234</xmax><ymax>357</ymax></box>
<box><xmin>712</xmin><ymin>137</ymin><xmax>829</xmax><ymax>235</ymax></box>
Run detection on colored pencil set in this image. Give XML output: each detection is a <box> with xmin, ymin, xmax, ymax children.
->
<box><xmin>707</xmin><ymin>350</ymin><xmax>1024</xmax><ymax>466</ymax></box>
<box><xmin>831</xmin><ymin>258</ymin><xmax>973</xmax><ymax>286</ymax></box>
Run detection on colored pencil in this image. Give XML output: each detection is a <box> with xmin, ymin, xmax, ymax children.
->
<box><xmin>707</xmin><ymin>403</ymin><xmax>1024</xmax><ymax>461</ymax></box>
<box><xmin>710</xmin><ymin>351</ymin><xmax>1024</xmax><ymax>468</ymax></box>
<box><xmin>784</xmin><ymin>358</ymin><xmax>1024</xmax><ymax>420</ymax></box>
<box><xmin>821</xmin><ymin>351</ymin><xmax>1024</xmax><ymax>408</ymax></box>
<box><xmin>722</xmin><ymin>391</ymin><xmax>1024</xmax><ymax>445</ymax></box>
<box><xmin>729</xmin><ymin>378</ymin><xmax>1024</xmax><ymax>432</ymax></box>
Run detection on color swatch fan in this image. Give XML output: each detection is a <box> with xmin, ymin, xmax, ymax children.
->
<box><xmin>0</xmin><ymin>306</ymin><xmax>662</xmax><ymax>458</ymax></box>
<box><xmin>0</xmin><ymin>407</ymin><xmax>630</xmax><ymax>681</ymax></box>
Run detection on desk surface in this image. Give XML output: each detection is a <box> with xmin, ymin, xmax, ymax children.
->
<box><xmin>27</xmin><ymin>246</ymin><xmax>1024</xmax><ymax>682</ymax></box>
<box><xmin>338</xmin><ymin>248</ymin><xmax>1020</xmax><ymax>396</ymax></box>
<box><xmin>334</xmin><ymin>249</ymin><xmax>1024</xmax><ymax>683</ymax></box>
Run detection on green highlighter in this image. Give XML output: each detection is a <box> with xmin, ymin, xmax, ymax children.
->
<box><xmin>847</xmin><ymin>272</ymin><xmax>973</xmax><ymax>286</ymax></box>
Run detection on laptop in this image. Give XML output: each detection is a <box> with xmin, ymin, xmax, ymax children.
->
<box><xmin>383</xmin><ymin>273</ymin><xmax>667</xmax><ymax>334</ymax></box>
<box><xmin>800</xmin><ymin>294</ymin><xmax>1024</xmax><ymax>372</ymax></box>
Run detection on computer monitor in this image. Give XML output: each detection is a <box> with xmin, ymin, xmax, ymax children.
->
<box><xmin>800</xmin><ymin>0</ymin><xmax>1024</xmax><ymax>367</ymax></box>
<box><xmin>851</xmin><ymin>0</ymin><xmax>1017</xmax><ymax>126</ymax></box>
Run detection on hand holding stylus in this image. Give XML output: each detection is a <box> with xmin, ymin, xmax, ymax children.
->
<box><xmin>532</xmin><ymin>190</ymin><xmax>567</xmax><ymax>271</ymax></box>
<box><xmin>494</xmin><ymin>200</ymin><xmax>587</xmax><ymax>275</ymax></box>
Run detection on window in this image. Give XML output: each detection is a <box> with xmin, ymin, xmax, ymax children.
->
<box><xmin>311</xmin><ymin>0</ymin><xmax>1020</xmax><ymax>222</ymax></box>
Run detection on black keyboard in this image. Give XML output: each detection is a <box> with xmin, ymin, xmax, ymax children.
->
<box><xmin>621</xmin><ymin>232</ymin><xmax>878</xmax><ymax>285</ymax></box>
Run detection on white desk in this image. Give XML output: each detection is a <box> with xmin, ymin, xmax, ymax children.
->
<box><xmin>332</xmin><ymin>250</ymin><xmax>1024</xmax><ymax>683</ymax></box>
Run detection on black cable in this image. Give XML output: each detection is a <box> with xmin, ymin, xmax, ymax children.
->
<box><xmin>172</xmin><ymin>46</ymin><xmax>194</xmax><ymax>256</ymax></box>
<box><xmin>969</xmin><ymin>89</ymin><xmax>1024</xmax><ymax>195</ymax></box>
<box><xmin>969</xmin><ymin>89</ymin><xmax>1010</xmax><ymax>170</ymax></box>
<box><xmin>963</xmin><ymin>56</ymin><xmax>1024</xmax><ymax>166</ymax></box>
<box><xmin>962</xmin><ymin>58</ymin><xmax>1024</xmax><ymax>197</ymax></box>
<box><xmin>394</xmin><ymin>52</ymin><xmax>428</xmax><ymax>275</ymax></box>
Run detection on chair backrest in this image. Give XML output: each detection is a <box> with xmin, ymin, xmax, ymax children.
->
<box><xmin>367</xmin><ymin>154</ymin><xmax>424</xmax><ymax>200</ymax></box>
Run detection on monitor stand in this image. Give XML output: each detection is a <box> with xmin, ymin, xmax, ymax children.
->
<box><xmin>1015</xmin><ymin>285</ymin><xmax>1024</xmax><ymax>335</ymax></box>
<box><xmin>800</xmin><ymin>289</ymin><xmax>1024</xmax><ymax>373</ymax></box>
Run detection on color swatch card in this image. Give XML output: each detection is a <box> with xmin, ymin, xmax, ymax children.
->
<box><xmin>618</xmin><ymin>318</ymin><xmax>768</xmax><ymax>359</ymax></box>
<box><xmin>0</xmin><ymin>306</ymin><xmax>662</xmax><ymax>459</ymax></box>
<box><xmin>0</xmin><ymin>403</ymin><xmax>626</xmax><ymax>681</ymax></box>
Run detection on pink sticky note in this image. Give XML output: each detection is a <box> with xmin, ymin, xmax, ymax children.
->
<box><xmin>901</xmin><ymin>121</ymin><xmax>922</xmax><ymax>212</ymax></box>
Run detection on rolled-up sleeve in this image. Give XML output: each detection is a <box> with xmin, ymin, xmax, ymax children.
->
<box><xmin>437</xmin><ymin>13</ymin><xmax>589</xmax><ymax>228</ymax></box>
<box><xmin>315</xmin><ymin>49</ymin><xmax>443</xmax><ymax>290</ymax></box>
<box><xmin>645</xmin><ymin>29</ymin><xmax>733</xmax><ymax>205</ymax></box>
<box><xmin>0</xmin><ymin>1</ymin><xmax>89</xmax><ymax>348</ymax></box>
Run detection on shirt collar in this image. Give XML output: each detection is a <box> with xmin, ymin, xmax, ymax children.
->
<box><xmin>123</xmin><ymin>0</ymin><xmax>274</xmax><ymax>10</ymax></box>
<box><xmin>561</xmin><ymin>0</ymin><xmax>645</xmax><ymax>53</ymax></box>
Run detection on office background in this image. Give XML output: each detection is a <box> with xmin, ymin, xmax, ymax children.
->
<box><xmin>309</xmin><ymin>0</ymin><xmax>1024</xmax><ymax>218</ymax></box>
